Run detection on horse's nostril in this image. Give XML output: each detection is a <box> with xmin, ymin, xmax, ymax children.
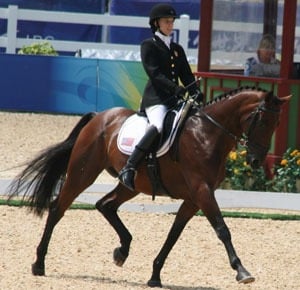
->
<box><xmin>246</xmin><ymin>154</ymin><xmax>261</xmax><ymax>169</ymax></box>
<box><xmin>251</xmin><ymin>159</ymin><xmax>260</xmax><ymax>169</ymax></box>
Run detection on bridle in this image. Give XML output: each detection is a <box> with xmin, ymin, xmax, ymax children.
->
<box><xmin>201</xmin><ymin>110</ymin><xmax>246</xmax><ymax>145</ymax></box>
<box><xmin>200</xmin><ymin>101</ymin><xmax>280</xmax><ymax>153</ymax></box>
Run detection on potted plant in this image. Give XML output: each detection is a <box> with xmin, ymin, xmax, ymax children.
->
<box><xmin>221</xmin><ymin>149</ymin><xmax>268</xmax><ymax>191</ymax></box>
<box><xmin>17</xmin><ymin>41</ymin><xmax>58</xmax><ymax>56</ymax></box>
<box><xmin>270</xmin><ymin>148</ymin><xmax>300</xmax><ymax>193</ymax></box>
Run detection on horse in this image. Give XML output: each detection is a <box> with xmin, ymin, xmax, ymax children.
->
<box><xmin>7</xmin><ymin>87</ymin><xmax>290</xmax><ymax>288</ymax></box>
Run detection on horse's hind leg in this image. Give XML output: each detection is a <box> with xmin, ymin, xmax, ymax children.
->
<box><xmin>31</xmin><ymin>182</ymin><xmax>83</xmax><ymax>276</ymax></box>
<box><xmin>201</xmin><ymin>194</ymin><xmax>255</xmax><ymax>284</ymax></box>
<box><xmin>95</xmin><ymin>183</ymin><xmax>138</xmax><ymax>267</ymax></box>
<box><xmin>31</xmin><ymin>198</ymin><xmax>64</xmax><ymax>275</ymax></box>
<box><xmin>32</xmin><ymin>169</ymin><xmax>102</xmax><ymax>275</ymax></box>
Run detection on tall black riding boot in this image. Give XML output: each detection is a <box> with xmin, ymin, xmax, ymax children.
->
<box><xmin>119</xmin><ymin>125</ymin><xmax>159</xmax><ymax>191</ymax></box>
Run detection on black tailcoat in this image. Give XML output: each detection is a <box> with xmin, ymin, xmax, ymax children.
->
<box><xmin>140</xmin><ymin>35</ymin><xmax>198</xmax><ymax>111</ymax></box>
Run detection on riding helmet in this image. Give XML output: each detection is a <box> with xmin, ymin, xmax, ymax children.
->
<box><xmin>149</xmin><ymin>3</ymin><xmax>177</xmax><ymax>30</ymax></box>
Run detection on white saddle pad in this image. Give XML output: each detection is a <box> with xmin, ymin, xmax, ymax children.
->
<box><xmin>117</xmin><ymin>103</ymin><xmax>185</xmax><ymax>157</ymax></box>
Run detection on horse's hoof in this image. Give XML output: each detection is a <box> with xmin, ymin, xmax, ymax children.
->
<box><xmin>236</xmin><ymin>271</ymin><xmax>255</xmax><ymax>284</ymax></box>
<box><xmin>238</xmin><ymin>276</ymin><xmax>255</xmax><ymax>284</ymax></box>
<box><xmin>147</xmin><ymin>279</ymin><xmax>162</xmax><ymax>288</ymax></box>
<box><xmin>32</xmin><ymin>263</ymin><xmax>45</xmax><ymax>276</ymax></box>
<box><xmin>113</xmin><ymin>247</ymin><xmax>128</xmax><ymax>267</ymax></box>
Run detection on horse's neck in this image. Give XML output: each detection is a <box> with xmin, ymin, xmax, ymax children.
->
<box><xmin>193</xmin><ymin>97</ymin><xmax>250</xmax><ymax>151</ymax></box>
<box><xmin>203</xmin><ymin>99</ymin><xmax>242</xmax><ymax>131</ymax></box>
<box><xmin>204</xmin><ymin>93</ymin><xmax>260</xmax><ymax>126</ymax></box>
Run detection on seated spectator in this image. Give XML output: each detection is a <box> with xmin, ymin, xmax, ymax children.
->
<box><xmin>244</xmin><ymin>34</ymin><xmax>280</xmax><ymax>77</ymax></box>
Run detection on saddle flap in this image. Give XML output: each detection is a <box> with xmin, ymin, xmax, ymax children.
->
<box><xmin>117</xmin><ymin>102</ymin><xmax>186</xmax><ymax>157</ymax></box>
<box><xmin>117</xmin><ymin>114</ymin><xmax>148</xmax><ymax>154</ymax></box>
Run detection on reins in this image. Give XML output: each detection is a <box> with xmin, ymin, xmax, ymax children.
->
<box><xmin>200</xmin><ymin>110</ymin><xmax>248</xmax><ymax>147</ymax></box>
<box><xmin>200</xmin><ymin>110</ymin><xmax>246</xmax><ymax>145</ymax></box>
<box><xmin>199</xmin><ymin>99</ymin><xmax>280</xmax><ymax>148</ymax></box>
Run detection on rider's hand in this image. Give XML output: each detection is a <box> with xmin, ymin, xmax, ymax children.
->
<box><xmin>195</xmin><ymin>91</ymin><xmax>204</xmax><ymax>103</ymax></box>
<box><xmin>194</xmin><ymin>90</ymin><xmax>204</xmax><ymax>103</ymax></box>
<box><xmin>174</xmin><ymin>86</ymin><xmax>186</xmax><ymax>99</ymax></box>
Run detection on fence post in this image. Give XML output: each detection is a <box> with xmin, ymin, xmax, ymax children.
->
<box><xmin>178</xmin><ymin>14</ymin><xmax>190</xmax><ymax>52</ymax></box>
<box><xmin>7</xmin><ymin>5</ymin><xmax>18</xmax><ymax>53</ymax></box>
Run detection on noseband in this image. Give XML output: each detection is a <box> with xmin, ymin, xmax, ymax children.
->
<box><xmin>200</xmin><ymin>101</ymin><xmax>280</xmax><ymax>153</ymax></box>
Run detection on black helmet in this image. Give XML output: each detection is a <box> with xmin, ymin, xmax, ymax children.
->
<box><xmin>149</xmin><ymin>4</ymin><xmax>177</xmax><ymax>27</ymax></box>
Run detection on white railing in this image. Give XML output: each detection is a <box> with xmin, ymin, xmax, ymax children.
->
<box><xmin>0</xmin><ymin>5</ymin><xmax>199</xmax><ymax>60</ymax></box>
<box><xmin>2</xmin><ymin>5</ymin><xmax>296</xmax><ymax>65</ymax></box>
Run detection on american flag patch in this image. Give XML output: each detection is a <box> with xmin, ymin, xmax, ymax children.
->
<box><xmin>121</xmin><ymin>137</ymin><xmax>135</xmax><ymax>147</ymax></box>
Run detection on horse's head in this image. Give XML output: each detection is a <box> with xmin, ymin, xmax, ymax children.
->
<box><xmin>244</xmin><ymin>91</ymin><xmax>291</xmax><ymax>169</ymax></box>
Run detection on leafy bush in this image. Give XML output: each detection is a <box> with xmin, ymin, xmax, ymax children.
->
<box><xmin>222</xmin><ymin>149</ymin><xmax>268</xmax><ymax>191</ymax></box>
<box><xmin>221</xmin><ymin>147</ymin><xmax>300</xmax><ymax>193</ymax></box>
<box><xmin>18</xmin><ymin>42</ymin><xmax>58</xmax><ymax>56</ymax></box>
<box><xmin>268</xmin><ymin>148</ymin><xmax>300</xmax><ymax>193</ymax></box>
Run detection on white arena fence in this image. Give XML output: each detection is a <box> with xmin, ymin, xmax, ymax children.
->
<box><xmin>2</xmin><ymin>5</ymin><xmax>300</xmax><ymax>65</ymax></box>
<box><xmin>0</xmin><ymin>5</ymin><xmax>197</xmax><ymax>59</ymax></box>
<box><xmin>0</xmin><ymin>4</ymin><xmax>284</xmax><ymax>66</ymax></box>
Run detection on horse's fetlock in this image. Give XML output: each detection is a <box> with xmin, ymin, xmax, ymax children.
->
<box><xmin>121</xmin><ymin>235</ymin><xmax>132</xmax><ymax>249</ymax></box>
<box><xmin>153</xmin><ymin>258</ymin><xmax>164</xmax><ymax>271</ymax></box>
<box><xmin>231</xmin><ymin>257</ymin><xmax>242</xmax><ymax>270</ymax></box>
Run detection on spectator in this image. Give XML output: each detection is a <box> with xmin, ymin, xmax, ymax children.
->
<box><xmin>244</xmin><ymin>34</ymin><xmax>280</xmax><ymax>77</ymax></box>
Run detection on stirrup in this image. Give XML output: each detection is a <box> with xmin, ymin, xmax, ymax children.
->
<box><xmin>118</xmin><ymin>167</ymin><xmax>136</xmax><ymax>191</ymax></box>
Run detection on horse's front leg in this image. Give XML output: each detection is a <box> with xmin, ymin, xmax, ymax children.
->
<box><xmin>201</xmin><ymin>190</ymin><xmax>255</xmax><ymax>284</ymax></box>
<box><xmin>148</xmin><ymin>200</ymin><xmax>198</xmax><ymax>288</ymax></box>
<box><xmin>215</xmin><ymin>217</ymin><xmax>255</xmax><ymax>283</ymax></box>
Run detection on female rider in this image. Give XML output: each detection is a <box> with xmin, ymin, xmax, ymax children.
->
<box><xmin>119</xmin><ymin>3</ymin><xmax>202</xmax><ymax>191</ymax></box>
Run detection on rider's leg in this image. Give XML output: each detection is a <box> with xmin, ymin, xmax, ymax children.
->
<box><xmin>119</xmin><ymin>125</ymin><xmax>159</xmax><ymax>190</ymax></box>
<box><xmin>118</xmin><ymin>105</ymin><xmax>167</xmax><ymax>191</ymax></box>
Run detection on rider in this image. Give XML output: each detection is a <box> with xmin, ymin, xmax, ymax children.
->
<box><xmin>119</xmin><ymin>3</ymin><xmax>203</xmax><ymax>191</ymax></box>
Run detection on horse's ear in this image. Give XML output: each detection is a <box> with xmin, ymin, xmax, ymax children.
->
<box><xmin>265</xmin><ymin>91</ymin><xmax>291</xmax><ymax>105</ymax></box>
<box><xmin>278</xmin><ymin>94</ymin><xmax>292</xmax><ymax>103</ymax></box>
<box><xmin>274</xmin><ymin>94</ymin><xmax>292</xmax><ymax>105</ymax></box>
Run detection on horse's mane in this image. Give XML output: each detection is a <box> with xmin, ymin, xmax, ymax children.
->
<box><xmin>202</xmin><ymin>86</ymin><xmax>268</xmax><ymax>108</ymax></box>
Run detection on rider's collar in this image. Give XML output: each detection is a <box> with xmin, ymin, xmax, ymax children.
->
<box><xmin>155</xmin><ymin>31</ymin><xmax>171</xmax><ymax>49</ymax></box>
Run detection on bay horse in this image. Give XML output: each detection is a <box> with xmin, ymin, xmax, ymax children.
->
<box><xmin>8</xmin><ymin>87</ymin><xmax>290</xmax><ymax>288</ymax></box>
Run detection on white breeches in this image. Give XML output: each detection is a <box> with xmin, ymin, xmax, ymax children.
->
<box><xmin>145</xmin><ymin>104</ymin><xmax>168</xmax><ymax>133</ymax></box>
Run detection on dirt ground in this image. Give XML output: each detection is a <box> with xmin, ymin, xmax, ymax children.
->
<box><xmin>1</xmin><ymin>111</ymin><xmax>300</xmax><ymax>290</ymax></box>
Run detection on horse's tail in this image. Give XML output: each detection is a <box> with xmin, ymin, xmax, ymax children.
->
<box><xmin>7</xmin><ymin>112</ymin><xmax>97</xmax><ymax>216</ymax></box>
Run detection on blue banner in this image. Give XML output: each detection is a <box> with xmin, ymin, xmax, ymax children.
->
<box><xmin>0</xmin><ymin>54</ymin><xmax>146</xmax><ymax>114</ymax></box>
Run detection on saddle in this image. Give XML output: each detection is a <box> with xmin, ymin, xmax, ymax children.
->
<box><xmin>117</xmin><ymin>100</ymin><xmax>193</xmax><ymax>199</ymax></box>
<box><xmin>117</xmin><ymin>102</ymin><xmax>185</xmax><ymax>157</ymax></box>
